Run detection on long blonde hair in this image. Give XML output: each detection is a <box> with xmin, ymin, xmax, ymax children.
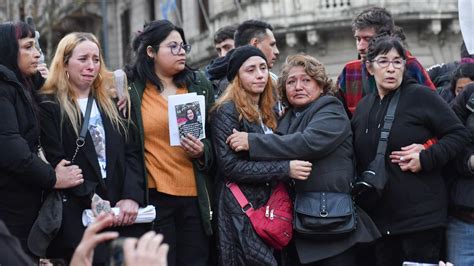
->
<box><xmin>213</xmin><ymin>73</ymin><xmax>277</xmax><ymax>130</ymax></box>
<box><xmin>41</xmin><ymin>32</ymin><xmax>128</xmax><ymax>136</ymax></box>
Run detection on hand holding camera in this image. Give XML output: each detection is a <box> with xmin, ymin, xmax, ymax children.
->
<box><xmin>70</xmin><ymin>213</ymin><xmax>118</xmax><ymax>266</ymax></box>
<box><xmin>123</xmin><ymin>232</ymin><xmax>169</xmax><ymax>266</ymax></box>
<box><xmin>108</xmin><ymin>232</ymin><xmax>169</xmax><ymax>266</ymax></box>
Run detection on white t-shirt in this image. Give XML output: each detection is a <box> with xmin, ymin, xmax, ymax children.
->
<box><xmin>259</xmin><ymin>115</ymin><xmax>273</xmax><ymax>135</ymax></box>
<box><xmin>78</xmin><ymin>98</ymin><xmax>107</xmax><ymax>179</ymax></box>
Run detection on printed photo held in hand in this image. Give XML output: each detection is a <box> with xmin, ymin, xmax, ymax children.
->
<box><xmin>176</xmin><ymin>102</ymin><xmax>203</xmax><ymax>139</ymax></box>
<box><xmin>168</xmin><ymin>93</ymin><xmax>206</xmax><ymax>146</ymax></box>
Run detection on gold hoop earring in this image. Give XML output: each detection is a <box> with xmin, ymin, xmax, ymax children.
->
<box><xmin>66</xmin><ymin>71</ymin><xmax>70</xmax><ymax>79</ymax></box>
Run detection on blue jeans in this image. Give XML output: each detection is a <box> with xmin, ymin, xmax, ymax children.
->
<box><xmin>446</xmin><ymin>216</ymin><xmax>474</xmax><ymax>265</ymax></box>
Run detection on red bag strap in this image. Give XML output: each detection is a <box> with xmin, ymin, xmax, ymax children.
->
<box><xmin>226</xmin><ymin>182</ymin><xmax>255</xmax><ymax>215</ymax></box>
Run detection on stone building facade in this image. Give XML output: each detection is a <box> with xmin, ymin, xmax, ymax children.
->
<box><xmin>0</xmin><ymin>0</ymin><xmax>462</xmax><ymax>78</ymax></box>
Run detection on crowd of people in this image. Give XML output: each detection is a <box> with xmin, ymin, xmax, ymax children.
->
<box><xmin>0</xmin><ymin>5</ymin><xmax>473</xmax><ymax>266</ymax></box>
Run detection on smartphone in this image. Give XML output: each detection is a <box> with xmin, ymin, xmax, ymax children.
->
<box><xmin>107</xmin><ymin>237</ymin><xmax>126</xmax><ymax>266</ymax></box>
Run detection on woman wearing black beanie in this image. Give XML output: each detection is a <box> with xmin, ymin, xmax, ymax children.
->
<box><xmin>210</xmin><ymin>45</ymin><xmax>312</xmax><ymax>265</ymax></box>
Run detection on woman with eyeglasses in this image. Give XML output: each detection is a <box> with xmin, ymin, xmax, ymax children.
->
<box><xmin>351</xmin><ymin>34</ymin><xmax>469</xmax><ymax>265</ymax></box>
<box><xmin>124</xmin><ymin>20</ymin><xmax>214</xmax><ymax>266</ymax></box>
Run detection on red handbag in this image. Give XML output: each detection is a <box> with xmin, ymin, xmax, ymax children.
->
<box><xmin>227</xmin><ymin>182</ymin><xmax>293</xmax><ymax>250</ymax></box>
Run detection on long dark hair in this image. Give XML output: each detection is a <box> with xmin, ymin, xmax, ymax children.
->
<box><xmin>125</xmin><ymin>19</ymin><xmax>192</xmax><ymax>90</ymax></box>
<box><xmin>0</xmin><ymin>21</ymin><xmax>36</xmax><ymax>84</ymax></box>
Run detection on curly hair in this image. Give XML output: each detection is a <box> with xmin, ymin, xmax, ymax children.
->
<box><xmin>352</xmin><ymin>6</ymin><xmax>395</xmax><ymax>34</ymax></box>
<box><xmin>278</xmin><ymin>54</ymin><xmax>337</xmax><ymax>105</ymax></box>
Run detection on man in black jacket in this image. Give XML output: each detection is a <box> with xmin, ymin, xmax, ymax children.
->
<box><xmin>205</xmin><ymin>25</ymin><xmax>237</xmax><ymax>99</ymax></box>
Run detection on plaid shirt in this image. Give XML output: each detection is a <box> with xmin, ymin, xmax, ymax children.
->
<box><xmin>337</xmin><ymin>51</ymin><xmax>435</xmax><ymax>114</ymax></box>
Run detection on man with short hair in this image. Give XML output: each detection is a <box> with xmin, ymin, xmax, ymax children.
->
<box><xmin>214</xmin><ymin>25</ymin><xmax>237</xmax><ymax>58</ymax></box>
<box><xmin>206</xmin><ymin>25</ymin><xmax>238</xmax><ymax>99</ymax></box>
<box><xmin>209</xmin><ymin>20</ymin><xmax>283</xmax><ymax>107</ymax></box>
<box><xmin>234</xmin><ymin>20</ymin><xmax>284</xmax><ymax>114</ymax></box>
<box><xmin>338</xmin><ymin>7</ymin><xmax>435</xmax><ymax>115</ymax></box>
<box><xmin>234</xmin><ymin>20</ymin><xmax>280</xmax><ymax>72</ymax></box>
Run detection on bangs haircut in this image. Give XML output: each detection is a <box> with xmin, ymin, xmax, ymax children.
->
<box><xmin>365</xmin><ymin>34</ymin><xmax>406</xmax><ymax>63</ymax></box>
<box><xmin>0</xmin><ymin>21</ymin><xmax>35</xmax><ymax>83</ymax></box>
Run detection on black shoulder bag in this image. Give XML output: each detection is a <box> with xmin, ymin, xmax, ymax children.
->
<box><xmin>27</xmin><ymin>95</ymin><xmax>93</xmax><ymax>257</ymax></box>
<box><xmin>352</xmin><ymin>89</ymin><xmax>401</xmax><ymax>198</ymax></box>
<box><xmin>293</xmin><ymin>191</ymin><xmax>356</xmax><ymax>239</ymax></box>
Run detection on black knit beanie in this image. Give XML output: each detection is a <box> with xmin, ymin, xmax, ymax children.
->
<box><xmin>227</xmin><ymin>45</ymin><xmax>267</xmax><ymax>82</ymax></box>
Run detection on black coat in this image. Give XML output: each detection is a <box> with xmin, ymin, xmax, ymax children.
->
<box><xmin>248</xmin><ymin>96</ymin><xmax>380</xmax><ymax>263</ymax></box>
<box><xmin>211</xmin><ymin>101</ymin><xmax>290</xmax><ymax>266</ymax></box>
<box><xmin>352</xmin><ymin>79</ymin><xmax>470</xmax><ymax>235</ymax></box>
<box><xmin>0</xmin><ymin>220</ymin><xmax>34</xmax><ymax>265</ymax></box>
<box><xmin>39</xmin><ymin>96</ymin><xmax>145</xmax><ymax>262</ymax></box>
<box><xmin>205</xmin><ymin>50</ymin><xmax>233</xmax><ymax>99</ymax></box>
<box><xmin>446</xmin><ymin>85</ymin><xmax>474</xmax><ymax>210</ymax></box>
<box><xmin>0</xmin><ymin>65</ymin><xmax>56</xmax><ymax>255</ymax></box>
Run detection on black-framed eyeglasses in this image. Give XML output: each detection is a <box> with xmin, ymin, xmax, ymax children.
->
<box><xmin>159</xmin><ymin>42</ymin><xmax>192</xmax><ymax>55</ymax></box>
<box><xmin>371</xmin><ymin>58</ymin><xmax>406</xmax><ymax>69</ymax></box>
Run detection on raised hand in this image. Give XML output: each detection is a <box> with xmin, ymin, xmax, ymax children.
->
<box><xmin>123</xmin><ymin>231</ymin><xmax>169</xmax><ymax>266</ymax></box>
<box><xmin>70</xmin><ymin>213</ymin><xmax>118</xmax><ymax>266</ymax></box>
